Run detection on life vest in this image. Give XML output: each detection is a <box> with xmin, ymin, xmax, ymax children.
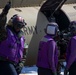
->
<box><xmin>36</xmin><ymin>36</ymin><xmax>53</xmax><ymax>67</ymax></box>
<box><xmin>0</xmin><ymin>28</ymin><xmax>25</xmax><ymax>63</ymax></box>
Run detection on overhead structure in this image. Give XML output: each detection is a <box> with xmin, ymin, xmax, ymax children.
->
<box><xmin>0</xmin><ymin>0</ymin><xmax>44</xmax><ymax>8</ymax></box>
<box><xmin>0</xmin><ymin>0</ymin><xmax>76</xmax><ymax>8</ymax></box>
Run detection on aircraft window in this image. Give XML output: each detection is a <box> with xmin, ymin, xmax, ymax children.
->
<box><xmin>73</xmin><ymin>6</ymin><xmax>76</xmax><ymax>10</ymax></box>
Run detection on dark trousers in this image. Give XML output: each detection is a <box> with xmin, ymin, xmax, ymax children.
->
<box><xmin>38</xmin><ymin>67</ymin><xmax>53</xmax><ymax>75</ymax></box>
<box><xmin>0</xmin><ymin>61</ymin><xmax>18</xmax><ymax>75</ymax></box>
<box><xmin>69</xmin><ymin>61</ymin><xmax>76</xmax><ymax>75</ymax></box>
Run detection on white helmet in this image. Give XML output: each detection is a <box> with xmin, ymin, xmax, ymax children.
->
<box><xmin>45</xmin><ymin>22</ymin><xmax>59</xmax><ymax>36</ymax></box>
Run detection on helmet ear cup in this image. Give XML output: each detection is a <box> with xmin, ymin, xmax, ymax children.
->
<box><xmin>46</xmin><ymin>23</ymin><xmax>59</xmax><ymax>36</ymax></box>
<box><xmin>7</xmin><ymin>14</ymin><xmax>18</xmax><ymax>26</ymax></box>
<box><xmin>7</xmin><ymin>18</ymin><xmax>13</xmax><ymax>26</ymax></box>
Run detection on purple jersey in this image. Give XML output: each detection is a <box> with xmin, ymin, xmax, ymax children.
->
<box><xmin>0</xmin><ymin>28</ymin><xmax>25</xmax><ymax>63</ymax></box>
<box><xmin>36</xmin><ymin>35</ymin><xmax>58</xmax><ymax>72</ymax></box>
<box><xmin>66</xmin><ymin>36</ymin><xmax>76</xmax><ymax>69</ymax></box>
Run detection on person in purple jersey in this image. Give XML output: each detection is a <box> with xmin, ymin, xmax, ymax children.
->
<box><xmin>0</xmin><ymin>2</ymin><xmax>27</xmax><ymax>75</ymax></box>
<box><xmin>36</xmin><ymin>17</ymin><xmax>60</xmax><ymax>75</ymax></box>
<box><xmin>64</xmin><ymin>21</ymin><xmax>76</xmax><ymax>75</ymax></box>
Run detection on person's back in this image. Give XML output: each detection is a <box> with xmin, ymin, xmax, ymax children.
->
<box><xmin>37</xmin><ymin>35</ymin><xmax>55</xmax><ymax>68</ymax></box>
<box><xmin>36</xmin><ymin>17</ymin><xmax>59</xmax><ymax>75</ymax></box>
<box><xmin>65</xmin><ymin>21</ymin><xmax>76</xmax><ymax>75</ymax></box>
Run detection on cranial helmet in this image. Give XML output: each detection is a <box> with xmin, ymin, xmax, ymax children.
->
<box><xmin>45</xmin><ymin>16</ymin><xmax>59</xmax><ymax>35</ymax></box>
<box><xmin>45</xmin><ymin>22</ymin><xmax>59</xmax><ymax>36</ymax></box>
<box><xmin>9</xmin><ymin>14</ymin><xmax>27</xmax><ymax>29</ymax></box>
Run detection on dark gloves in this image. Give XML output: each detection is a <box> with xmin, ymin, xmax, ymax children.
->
<box><xmin>2</xmin><ymin>2</ymin><xmax>11</xmax><ymax>15</ymax></box>
<box><xmin>0</xmin><ymin>1</ymin><xmax>11</xmax><ymax>25</ymax></box>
